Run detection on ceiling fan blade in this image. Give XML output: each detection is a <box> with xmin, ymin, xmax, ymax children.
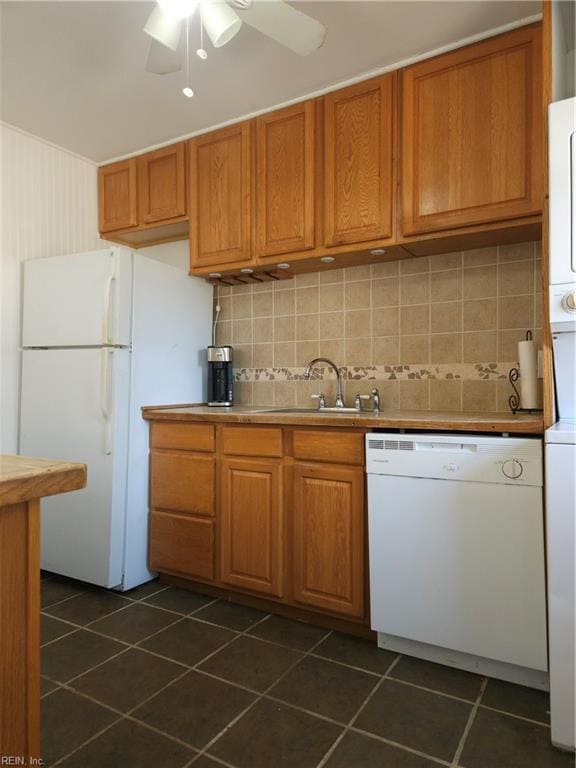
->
<box><xmin>145</xmin><ymin>39</ymin><xmax>182</xmax><ymax>74</ymax></box>
<box><xmin>237</xmin><ymin>0</ymin><xmax>326</xmax><ymax>56</ymax></box>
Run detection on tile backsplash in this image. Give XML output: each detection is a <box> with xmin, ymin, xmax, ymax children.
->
<box><xmin>215</xmin><ymin>241</ymin><xmax>543</xmax><ymax>412</ymax></box>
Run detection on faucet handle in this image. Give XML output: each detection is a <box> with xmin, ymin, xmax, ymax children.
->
<box><xmin>311</xmin><ymin>393</ymin><xmax>326</xmax><ymax>410</ymax></box>
<box><xmin>371</xmin><ymin>388</ymin><xmax>381</xmax><ymax>412</ymax></box>
<box><xmin>354</xmin><ymin>393</ymin><xmax>371</xmax><ymax>412</ymax></box>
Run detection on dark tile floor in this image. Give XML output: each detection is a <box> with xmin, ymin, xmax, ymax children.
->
<box><xmin>40</xmin><ymin>572</ymin><xmax>573</xmax><ymax>768</ymax></box>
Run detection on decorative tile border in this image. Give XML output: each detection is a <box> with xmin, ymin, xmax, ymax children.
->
<box><xmin>234</xmin><ymin>363</ymin><xmax>516</xmax><ymax>383</ymax></box>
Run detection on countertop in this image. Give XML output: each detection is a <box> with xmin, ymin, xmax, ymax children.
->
<box><xmin>0</xmin><ymin>455</ymin><xmax>87</xmax><ymax>507</ymax></box>
<box><xmin>142</xmin><ymin>404</ymin><xmax>544</xmax><ymax>434</ymax></box>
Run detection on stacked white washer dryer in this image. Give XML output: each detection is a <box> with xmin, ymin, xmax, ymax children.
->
<box><xmin>547</xmin><ymin>96</ymin><xmax>576</xmax><ymax>752</ymax></box>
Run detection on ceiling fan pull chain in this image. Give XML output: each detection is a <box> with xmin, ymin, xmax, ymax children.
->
<box><xmin>182</xmin><ymin>15</ymin><xmax>194</xmax><ymax>98</ymax></box>
<box><xmin>197</xmin><ymin>6</ymin><xmax>208</xmax><ymax>60</ymax></box>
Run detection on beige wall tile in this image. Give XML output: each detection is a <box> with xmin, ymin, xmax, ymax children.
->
<box><xmin>463</xmin><ymin>331</ymin><xmax>497</xmax><ymax>362</ymax></box>
<box><xmin>498</xmin><ymin>295</ymin><xmax>534</xmax><ymax>330</ymax></box>
<box><xmin>234</xmin><ymin>381</ymin><xmax>253</xmax><ymax>404</ymax></box>
<box><xmin>273</xmin><ymin>279</ymin><xmax>293</xmax><ymax>292</ymax></box>
<box><xmin>345</xmin><ymin>310</ymin><xmax>371</xmax><ymax>338</ymax></box>
<box><xmin>319</xmin><ymin>339</ymin><xmax>345</xmax><ymax>361</ymax></box>
<box><xmin>274</xmin><ymin>341</ymin><xmax>295</xmax><ymax>367</ymax></box>
<box><xmin>431</xmin><ymin>252</ymin><xmax>462</xmax><ymax>271</ymax></box>
<box><xmin>401</xmin><ymin>305</ymin><xmax>430</xmax><ymax>335</ymax></box>
<box><xmin>274</xmin><ymin>381</ymin><xmax>296</xmax><ymax>407</ymax></box>
<box><xmin>431</xmin><ymin>270</ymin><xmax>461</xmax><ymax>302</ymax></box>
<box><xmin>376</xmin><ymin>380</ymin><xmax>400</xmax><ymax>410</ymax></box>
<box><xmin>295</xmin><ymin>272</ymin><xmax>319</xmax><ymax>287</ymax></box>
<box><xmin>346</xmin><ymin>338</ymin><xmax>372</xmax><ymax>366</ymax></box>
<box><xmin>252</xmin><ymin>291</ymin><xmax>272</xmax><ymax>317</ymax></box>
<box><xmin>498</xmin><ymin>242</ymin><xmax>534</xmax><ymax>262</ymax></box>
<box><xmin>233</xmin><ymin>319</ymin><xmax>252</xmax><ymax>344</ymax></box>
<box><xmin>252</xmin><ymin>281</ymin><xmax>270</xmax><ymax>293</ymax></box>
<box><xmin>372</xmin><ymin>278</ymin><xmax>399</xmax><ymax>307</ymax></box>
<box><xmin>463</xmin><ymin>299</ymin><xmax>497</xmax><ymax>331</ymax></box>
<box><xmin>346</xmin><ymin>265</ymin><xmax>372</xmax><ymax>282</ymax></box>
<box><xmin>462</xmin><ymin>380</ymin><xmax>497</xmax><ymax>412</ymax></box>
<box><xmin>345</xmin><ymin>280</ymin><xmax>371</xmax><ymax>310</ymax></box>
<box><xmin>320</xmin><ymin>312</ymin><xmax>344</xmax><ymax>339</ymax></box>
<box><xmin>372</xmin><ymin>336</ymin><xmax>400</xmax><ymax>365</ymax></box>
<box><xmin>274</xmin><ymin>316</ymin><xmax>295</xmax><ymax>342</ymax></box>
<box><xmin>497</xmin><ymin>329</ymin><xmax>526</xmax><ymax>362</ymax></box>
<box><xmin>216</xmin><ymin>320</ymin><xmax>232</xmax><ymax>346</ymax></box>
<box><xmin>496</xmin><ymin>379</ymin><xmax>514</xmax><ymax>413</ymax></box>
<box><xmin>231</xmin><ymin>283</ymin><xmax>251</xmax><ymax>295</ymax></box>
<box><xmin>431</xmin><ymin>302</ymin><xmax>462</xmax><ymax>333</ymax></box>
<box><xmin>232</xmin><ymin>293</ymin><xmax>252</xmax><ymax>319</ymax></box>
<box><xmin>274</xmin><ymin>289</ymin><xmax>295</xmax><ymax>315</ymax></box>
<box><xmin>400</xmin><ymin>273</ymin><xmax>430</xmax><ymax>305</ymax></box>
<box><xmin>234</xmin><ymin>344</ymin><xmax>253</xmax><ymax>368</ymax></box>
<box><xmin>319</xmin><ymin>267</ymin><xmax>344</xmax><ymax>284</ymax></box>
<box><xmin>371</xmin><ymin>260</ymin><xmax>399</xmax><ymax>278</ymax></box>
<box><xmin>319</xmin><ymin>283</ymin><xmax>344</xmax><ymax>312</ymax></box>
<box><xmin>218</xmin><ymin>296</ymin><xmax>232</xmax><ymax>321</ymax></box>
<box><xmin>463</xmin><ymin>265</ymin><xmax>497</xmax><ymax>299</ymax></box>
<box><xmin>253</xmin><ymin>343</ymin><xmax>273</xmax><ymax>368</ymax></box>
<box><xmin>400</xmin><ymin>256</ymin><xmax>430</xmax><ymax>274</ymax></box>
<box><xmin>399</xmin><ymin>380</ymin><xmax>430</xmax><ymax>409</ymax></box>
<box><xmin>372</xmin><ymin>307</ymin><xmax>399</xmax><ymax>336</ymax></box>
<box><xmin>296</xmin><ymin>287</ymin><xmax>319</xmax><ymax>314</ymax></box>
<box><xmin>430</xmin><ymin>380</ymin><xmax>462</xmax><ymax>411</ymax></box>
<box><xmin>217</xmin><ymin>284</ymin><xmax>231</xmax><ymax>297</ymax></box>
<box><xmin>498</xmin><ymin>260</ymin><xmax>534</xmax><ymax>296</ymax></box>
<box><xmin>296</xmin><ymin>313</ymin><xmax>319</xmax><ymax>341</ymax></box>
<box><xmin>463</xmin><ymin>247</ymin><xmax>497</xmax><ymax>267</ymax></box>
<box><xmin>296</xmin><ymin>341</ymin><xmax>319</xmax><ymax>367</ymax></box>
<box><xmin>431</xmin><ymin>334</ymin><xmax>462</xmax><ymax>363</ymax></box>
<box><xmin>534</xmin><ymin>290</ymin><xmax>543</xmax><ymax>328</ymax></box>
<box><xmin>400</xmin><ymin>335</ymin><xmax>430</xmax><ymax>363</ymax></box>
<box><xmin>253</xmin><ymin>317</ymin><xmax>272</xmax><ymax>343</ymax></box>
<box><xmin>252</xmin><ymin>380</ymin><xmax>274</xmax><ymax>406</ymax></box>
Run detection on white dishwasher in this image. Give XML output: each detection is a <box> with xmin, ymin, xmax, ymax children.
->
<box><xmin>366</xmin><ymin>433</ymin><xmax>548</xmax><ymax>689</ymax></box>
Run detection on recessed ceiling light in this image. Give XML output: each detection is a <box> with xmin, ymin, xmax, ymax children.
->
<box><xmin>277</xmin><ymin>263</ymin><xmax>291</xmax><ymax>270</ymax></box>
<box><xmin>370</xmin><ymin>248</ymin><xmax>387</xmax><ymax>256</ymax></box>
<box><xmin>182</xmin><ymin>86</ymin><xmax>194</xmax><ymax>98</ymax></box>
<box><xmin>320</xmin><ymin>256</ymin><xmax>335</xmax><ymax>263</ymax></box>
<box><xmin>209</xmin><ymin>272</ymin><xmax>221</xmax><ymax>278</ymax></box>
<box><xmin>240</xmin><ymin>268</ymin><xmax>254</xmax><ymax>274</ymax></box>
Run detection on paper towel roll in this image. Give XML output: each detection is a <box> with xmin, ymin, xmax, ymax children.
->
<box><xmin>518</xmin><ymin>337</ymin><xmax>538</xmax><ymax>409</ymax></box>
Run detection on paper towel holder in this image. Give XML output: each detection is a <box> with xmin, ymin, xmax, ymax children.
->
<box><xmin>508</xmin><ymin>331</ymin><xmax>543</xmax><ymax>414</ymax></box>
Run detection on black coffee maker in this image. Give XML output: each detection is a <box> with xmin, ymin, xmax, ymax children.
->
<box><xmin>207</xmin><ymin>346</ymin><xmax>233</xmax><ymax>406</ymax></box>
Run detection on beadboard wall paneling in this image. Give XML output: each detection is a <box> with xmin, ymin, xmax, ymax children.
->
<box><xmin>0</xmin><ymin>124</ymin><xmax>103</xmax><ymax>453</ymax></box>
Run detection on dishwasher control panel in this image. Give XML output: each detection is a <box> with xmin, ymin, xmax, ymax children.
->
<box><xmin>366</xmin><ymin>434</ymin><xmax>543</xmax><ymax>486</ymax></box>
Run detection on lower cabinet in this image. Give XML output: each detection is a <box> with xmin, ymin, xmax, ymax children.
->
<box><xmin>292</xmin><ymin>462</ymin><xmax>365</xmax><ymax>619</ymax></box>
<box><xmin>220</xmin><ymin>457</ymin><xmax>284</xmax><ymax>597</ymax></box>
<box><xmin>150</xmin><ymin>510</ymin><xmax>214</xmax><ymax>581</ymax></box>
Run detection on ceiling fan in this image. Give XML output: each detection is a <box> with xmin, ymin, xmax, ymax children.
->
<box><xmin>144</xmin><ymin>0</ymin><xmax>327</xmax><ymax>79</ymax></box>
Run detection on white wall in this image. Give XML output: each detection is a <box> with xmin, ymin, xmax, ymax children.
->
<box><xmin>552</xmin><ymin>0</ymin><xmax>576</xmax><ymax>100</ymax></box>
<box><xmin>140</xmin><ymin>240</ymin><xmax>188</xmax><ymax>271</ymax></box>
<box><xmin>0</xmin><ymin>124</ymin><xmax>103</xmax><ymax>453</ymax></box>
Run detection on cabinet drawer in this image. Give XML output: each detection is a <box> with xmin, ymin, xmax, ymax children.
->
<box><xmin>221</xmin><ymin>426</ymin><xmax>283</xmax><ymax>457</ymax></box>
<box><xmin>150</xmin><ymin>450</ymin><xmax>214</xmax><ymax>516</ymax></box>
<box><xmin>293</xmin><ymin>430</ymin><xmax>364</xmax><ymax>465</ymax></box>
<box><xmin>151</xmin><ymin>422</ymin><xmax>215</xmax><ymax>452</ymax></box>
<box><xmin>150</xmin><ymin>510</ymin><xmax>214</xmax><ymax>581</ymax></box>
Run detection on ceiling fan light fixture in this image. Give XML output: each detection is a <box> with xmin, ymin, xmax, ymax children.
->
<box><xmin>159</xmin><ymin>0</ymin><xmax>200</xmax><ymax>19</ymax></box>
<box><xmin>201</xmin><ymin>0</ymin><xmax>242</xmax><ymax>48</ymax></box>
<box><xmin>144</xmin><ymin>6</ymin><xmax>183</xmax><ymax>51</ymax></box>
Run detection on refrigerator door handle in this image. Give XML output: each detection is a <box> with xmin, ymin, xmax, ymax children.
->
<box><xmin>100</xmin><ymin>348</ymin><xmax>114</xmax><ymax>455</ymax></box>
<box><xmin>103</xmin><ymin>273</ymin><xmax>115</xmax><ymax>345</ymax></box>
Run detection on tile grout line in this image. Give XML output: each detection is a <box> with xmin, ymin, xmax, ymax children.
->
<box><xmin>450</xmin><ymin>676</ymin><xmax>488</xmax><ymax>767</ymax></box>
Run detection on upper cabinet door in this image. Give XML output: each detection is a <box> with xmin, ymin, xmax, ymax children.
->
<box><xmin>401</xmin><ymin>24</ymin><xmax>543</xmax><ymax>236</ymax></box>
<box><xmin>98</xmin><ymin>159</ymin><xmax>138</xmax><ymax>233</ymax></box>
<box><xmin>323</xmin><ymin>74</ymin><xmax>395</xmax><ymax>247</ymax></box>
<box><xmin>189</xmin><ymin>123</ymin><xmax>252</xmax><ymax>269</ymax></box>
<box><xmin>255</xmin><ymin>101</ymin><xmax>316</xmax><ymax>257</ymax></box>
<box><xmin>138</xmin><ymin>143</ymin><xmax>187</xmax><ymax>225</ymax></box>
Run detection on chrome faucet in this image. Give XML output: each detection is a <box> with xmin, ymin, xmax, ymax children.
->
<box><xmin>303</xmin><ymin>357</ymin><xmax>345</xmax><ymax>408</ymax></box>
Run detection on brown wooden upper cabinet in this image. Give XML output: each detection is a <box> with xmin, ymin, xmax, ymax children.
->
<box><xmin>401</xmin><ymin>24</ymin><xmax>543</xmax><ymax>236</ymax></box>
<box><xmin>255</xmin><ymin>100</ymin><xmax>316</xmax><ymax>258</ymax></box>
<box><xmin>98</xmin><ymin>159</ymin><xmax>138</xmax><ymax>233</ymax></box>
<box><xmin>323</xmin><ymin>74</ymin><xmax>395</xmax><ymax>247</ymax></box>
<box><xmin>138</xmin><ymin>143</ymin><xmax>187</xmax><ymax>225</ymax></box>
<box><xmin>189</xmin><ymin>122</ymin><xmax>252</xmax><ymax>270</ymax></box>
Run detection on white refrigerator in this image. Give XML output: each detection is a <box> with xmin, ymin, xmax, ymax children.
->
<box><xmin>19</xmin><ymin>247</ymin><xmax>212</xmax><ymax>590</ymax></box>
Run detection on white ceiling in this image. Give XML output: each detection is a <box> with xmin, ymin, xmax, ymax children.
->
<box><xmin>0</xmin><ymin>1</ymin><xmax>540</xmax><ymax>163</ymax></box>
